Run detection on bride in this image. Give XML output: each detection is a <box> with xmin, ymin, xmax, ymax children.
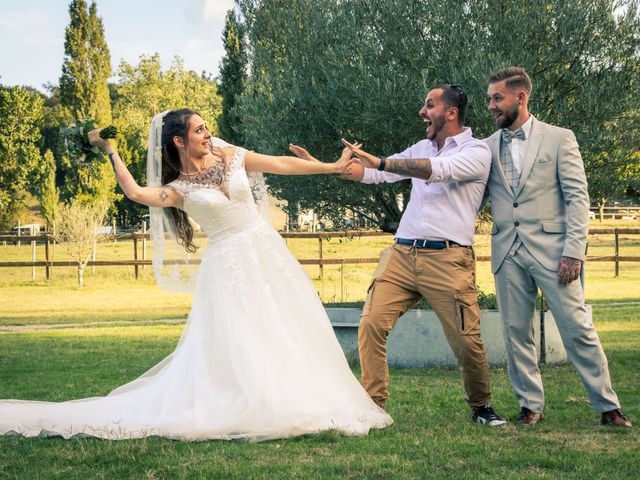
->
<box><xmin>0</xmin><ymin>109</ymin><xmax>392</xmax><ymax>441</ymax></box>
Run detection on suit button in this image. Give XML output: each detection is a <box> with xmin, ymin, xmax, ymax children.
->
<box><xmin>514</xmin><ymin>221</ymin><xmax>520</xmax><ymax>227</ymax></box>
<box><xmin>513</xmin><ymin>202</ymin><xmax>518</xmax><ymax>207</ymax></box>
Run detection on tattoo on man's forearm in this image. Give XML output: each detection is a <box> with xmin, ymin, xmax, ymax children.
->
<box><xmin>384</xmin><ymin>158</ymin><xmax>432</xmax><ymax>180</ymax></box>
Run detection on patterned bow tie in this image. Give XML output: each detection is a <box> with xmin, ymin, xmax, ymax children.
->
<box><xmin>501</xmin><ymin>127</ymin><xmax>526</xmax><ymax>144</ymax></box>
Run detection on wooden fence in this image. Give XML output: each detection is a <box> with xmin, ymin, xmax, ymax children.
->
<box><xmin>1</xmin><ymin>229</ymin><xmax>639</xmax><ymax>281</ymax></box>
<box><xmin>590</xmin><ymin>206</ymin><xmax>640</xmax><ymax>220</ymax></box>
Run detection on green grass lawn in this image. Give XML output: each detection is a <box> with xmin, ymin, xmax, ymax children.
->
<box><xmin>0</xmin><ymin>220</ymin><xmax>638</xmax><ymax>477</ymax></box>
<box><xmin>0</xmin><ymin>304</ymin><xmax>638</xmax><ymax>479</ymax></box>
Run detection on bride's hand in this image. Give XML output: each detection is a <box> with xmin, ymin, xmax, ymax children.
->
<box><xmin>339</xmin><ymin>142</ymin><xmax>361</xmax><ymax>162</ymax></box>
<box><xmin>341</xmin><ymin>139</ymin><xmax>381</xmax><ymax>169</ymax></box>
<box><xmin>88</xmin><ymin>129</ymin><xmax>113</xmax><ymax>152</ymax></box>
<box><xmin>332</xmin><ymin>142</ymin><xmax>361</xmax><ymax>174</ymax></box>
<box><xmin>288</xmin><ymin>144</ymin><xmax>320</xmax><ymax>162</ymax></box>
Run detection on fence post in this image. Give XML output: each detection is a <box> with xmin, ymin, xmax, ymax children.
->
<box><xmin>340</xmin><ymin>260</ymin><xmax>345</xmax><ymax>302</ymax></box>
<box><xmin>142</xmin><ymin>221</ymin><xmax>147</xmax><ymax>270</ymax></box>
<box><xmin>133</xmin><ymin>234</ymin><xmax>139</xmax><ymax>279</ymax></box>
<box><xmin>31</xmin><ymin>240</ymin><xmax>36</xmax><ymax>280</ymax></box>
<box><xmin>45</xmin><ymin>235</ymin><xmax>51</xmax><ymax>280</ymax></box>
<box><xmin>539</xmin><ymin>292</ymin><xmax>546</xmax><ymax>365</ymax></box>
<box><xmin>318</xmin><ymin>235</ymin><xmax>324</xmax><ymax>279</ymax></box>
<box><xmin>614</xmin><ymin>228</ymin><xmax>619</xmax><ymax>277</ymax></box>
<box><xmin>318</xmin><ymin>236</ymin><xmax>324</xmax><ymax>280</ymax></box>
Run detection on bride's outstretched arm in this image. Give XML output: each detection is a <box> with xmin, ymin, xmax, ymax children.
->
<box><xmin>286</xmin><ymin>143</ymin><xmax>364</xmax><ymax>180</ymax></box>
<box><xmin>242</xmin><ymin>146</ymin><xmax>355</xmax><ymax>176</ymax></box>
<box><xmin>88</xmin><ymin>129</ymin><xmax>182</xmax><ymax>208</ymax></box>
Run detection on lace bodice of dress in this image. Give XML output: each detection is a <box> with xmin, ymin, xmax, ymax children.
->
<box><xmin>167</xmin><ymin>143</ymin><xmax>262</xmax><ymax>243</ymax></box>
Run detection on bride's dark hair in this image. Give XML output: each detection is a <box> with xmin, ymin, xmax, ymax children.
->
<box><xmin>161</xmin><ymin>109</ymin><xmax>200</xmax><ymax>253</ymax></box>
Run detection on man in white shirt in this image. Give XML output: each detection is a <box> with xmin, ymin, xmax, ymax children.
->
<box><xmin>485</xmin><ymin>66</ymin><xmax>630</xmax><ymax>427</ymax></box>
<box><xmin>340</xmin><ymin>84</ymin><xmax>506</xmax><ymax>426</ymax></box>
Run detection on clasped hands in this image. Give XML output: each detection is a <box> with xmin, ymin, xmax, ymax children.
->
<box><xmin>289</xmin><ymin>138</ymin><xmax>381</xmax><ymax>179</ymax></box>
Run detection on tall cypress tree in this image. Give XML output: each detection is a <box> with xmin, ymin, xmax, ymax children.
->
<box><xmin>59</xmin><ymin>0</ymin><xmax>115</xmax><ymax>204</ymax></box>
<box><xmin>59</xmin><ymin>0</ymin><xmax>112</xmax><ymax>124</ymax></box>
<box><xmin>218</xmin><ymin>9</ymin><xmax>247</xmax><ymax>145</ymax></box>
<box><xmin>88</xmin><ymin>1</ymin><xmax>112</xmax><ymax>124</ymax></box>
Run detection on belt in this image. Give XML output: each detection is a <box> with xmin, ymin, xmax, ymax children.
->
<box><xmin>395</xmin><ymin>238</ymin><xmax>463</xmax><ymax>249</ymax></box>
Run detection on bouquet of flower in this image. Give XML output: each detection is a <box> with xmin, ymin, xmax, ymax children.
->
<box><xmin>61</xmin><ymin>119</ymin><xmax>118</xmax><ymax>171</ymax></box>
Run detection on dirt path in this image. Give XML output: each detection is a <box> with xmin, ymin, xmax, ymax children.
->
<box><xmin>0</xmin><ymin>318</ymin><xmax>186</xmax><ymax>334</ymax></box>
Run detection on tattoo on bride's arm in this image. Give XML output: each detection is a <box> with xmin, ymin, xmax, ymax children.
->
<box><xmin>108</xmin><ymin>153</ymin><xmax>129</xmax><ymax>183</ymax></box>
<box><xmin>108</xmin><ymin>153</ymin><xmax>119</xmax><ymax>179</ymax></box>
<box><xmin>159</xmin><ymin>188</ymin><xmax>169</xmax><ymax>203</ymax></box>
<box><xmin>384</xmin><ymin>158</ymin><xmax>432</xmax><ymax>180</ymax></box>
<box><xmin>107</xmin><ymin>152</ymin><xmax>137</xmax><ymax>192</ymax></box>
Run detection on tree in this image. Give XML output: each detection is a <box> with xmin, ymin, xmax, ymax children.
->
<box><xmin>39</xmin><ymin>149</ymin><xmax>60</xmax><ymax>231</ymax></box>
<box><xmin>110</xmin><ymin>54</ymin><xmax>222</xmax><ymax>225</ymax></box>
<box><xmin>218</xmin><ymin>9</ymin><xmax>248</xmax><ymax>145</ymax></box>
<box><xmin>59</xmin><ymin>0</ymin><xmax>112</xmax><ymax>124</ymax></box>
<box><xmin>55</xmin><ymin>198</ymin><xmax>110</xmax><ymax>286</ymax></box>
<box><xmin>0</xmin><ymin>86</ymin><xmax>44</xmax><ymax>230</ymax></box>
<box><xmin>237</xmin><ymin>0</ymin><xmax>640</xmax><ymax>231</ymax></box>
<box><xmin>58</xmin><ymin>0</ymin><xmax>116</xmax><ymax>206</ymax></box>
<box><xmin>475</xmin><ymin>0</ymin><xmax>640</xmax><ymax>219</ymax></box>
<box><xmin>87</xmin><ymin>1</ymin><xmax>112</xmax><ymax>124</ymax></box>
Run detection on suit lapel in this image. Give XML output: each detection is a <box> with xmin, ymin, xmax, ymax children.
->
<box><xmin>514</xmin><ymin>117</ymin><xmax>543</xmax><ymax>198</ymax></box>
<box><xmin>489</xmin><ymin>133</ymin><xmax>513</xmax><ymax>194</ymax></box>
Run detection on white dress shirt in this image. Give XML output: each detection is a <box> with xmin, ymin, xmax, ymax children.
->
<box><xmin>361</xmin><ymin>127</ymin><xmax>491</xmax><ymax>246</ymax></box>
<box><xmin>507</xmin><ymin>114</ymin><xmax>533</xmax><ymax>175</ymax></box>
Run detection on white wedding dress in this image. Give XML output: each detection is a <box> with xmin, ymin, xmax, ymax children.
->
<box><xmin>0</xmin><ymin>146</ymin><xmax>392</xmax><ymax>441</ymax></box>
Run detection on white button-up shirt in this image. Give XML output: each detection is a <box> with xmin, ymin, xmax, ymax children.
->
<box><xmin>507</xmin><ymin>114</ymin><xmax>533</xmax><ymax>175</ymax></box>
<box><xmin>361</xmin><ymin>127</ymin><xmax>491</xmax><ymax>245</ymax></box>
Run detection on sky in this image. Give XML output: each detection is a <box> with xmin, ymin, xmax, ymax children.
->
<box><xmin>0</xmin><ymin>0</ymin><xmax>236</xmax><ymax>92</ymax></box>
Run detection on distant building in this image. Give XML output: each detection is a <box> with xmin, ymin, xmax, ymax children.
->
<box><xmin>12</xmin><ymin>224</ymin><xmax>41</xmax><ymax>235</ymax></box>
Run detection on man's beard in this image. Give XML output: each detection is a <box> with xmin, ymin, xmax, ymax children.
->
<box><xmin>427</xmin><ymin>115</ymin><xmax>445</xmax><ymax>139</ymax></box>
<box><xmin>496</xmin><ymin>105</ymin><xmax>519</xmax><ymax>129</ymax></box>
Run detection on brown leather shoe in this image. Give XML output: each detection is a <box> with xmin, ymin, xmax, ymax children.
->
<box><xmin>601</xmin><ymin>409</ymin><xmax>632</xmax><ymax>427</ymax></box>
<box><xmin>517</xmin><ymin>407</ymin><xmax>543</xmax><ymax>426</ymax></box>
<box><xmin>372</xmin><ymin>397</ymin><xmax>387</xmax><ymax>411</ymax></box>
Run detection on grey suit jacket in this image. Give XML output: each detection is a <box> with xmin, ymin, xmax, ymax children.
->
<box><xmin>484</xmin><ymin>116</ymin><xmax>590</xmax><ymax>273</ymax></box>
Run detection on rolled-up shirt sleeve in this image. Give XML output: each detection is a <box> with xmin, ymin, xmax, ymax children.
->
<box><xmin>361</xmin><ymin>168</ymin><xmax>409</xmax><ymax>184</ymax></box>
<box><xmin>360</xmin><ymin>144</ymin><xmax>413</xmax><ymax>184</ymax></box>
<box><xmin>428</xmin><ymin>143</ymin><xmax>491</xmax><ymax>183</ymax></box>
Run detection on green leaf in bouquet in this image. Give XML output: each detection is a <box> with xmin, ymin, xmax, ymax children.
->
<box><xmin>61</xmin><ymin>119</ymin><xmax>116</xmax><ymax>172</ymax></box>
<box><xmin>99</xmin><ymin>125</ymin><xmax>118</xmax><ymax>139</ymax></box>
<box><xmin>82</xmin><ymin>120</ymin><xmax>97</xmax><ymax>137</ymax></box>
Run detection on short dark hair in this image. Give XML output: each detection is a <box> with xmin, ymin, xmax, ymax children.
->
<box><xmin>434</xmin><ymin>84</ymin><xmax>468</xmax><ymax>126</ymax></box>
<box><xmin>488</xmin><ymin>67</ymin><xmax>532</xmax><ymax>95</ymax></box>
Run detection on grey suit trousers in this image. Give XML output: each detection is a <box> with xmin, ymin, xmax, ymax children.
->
<box><xmin>495</xmin><ymin>244</ymin><xmax>620</xmax><ymax>413</ymax></box>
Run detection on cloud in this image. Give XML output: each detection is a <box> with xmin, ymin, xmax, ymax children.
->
<box><xmin>184</xmin><ymin>0</ymin><xmax>235</xmax><ymax>30</ymax></box>
<box><xmin>178</xmin><ymin>0</ymin><xmax>236</xmax><ymax>76</ymax></box>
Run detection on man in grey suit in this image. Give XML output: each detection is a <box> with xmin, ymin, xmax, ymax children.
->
<box><xmin>484</xmin><ymin>66</ymin><xmax>631</xmax><ymax>427</ymax></box>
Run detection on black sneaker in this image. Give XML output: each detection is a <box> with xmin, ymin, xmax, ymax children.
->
<box><xmin>472</xmin><ymin>405</ymin><xmax>507</xmax><ymax>426</ymax></box>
